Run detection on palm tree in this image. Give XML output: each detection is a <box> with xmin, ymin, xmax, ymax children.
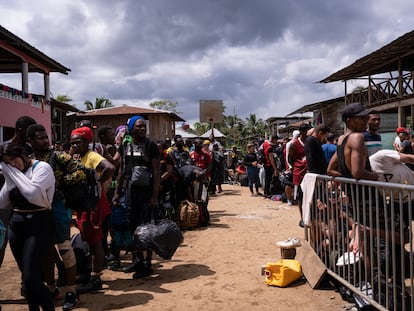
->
<box><xmin>84</xmin><ymin>97</ymin><xmax>113</xmax><ymax>110</ymax></box>
<box><xmin>221</xmin><ymin>115</ymin><xmax>244</xmax><ymax>147</ymax></box>
<box><xmin>243</xmin><ymin>114</ymin><xmax>268</xmax><ymax>142</ymax></box>
<box><xmin>55</xmin><ymin>94</ymin><xmax>73</xmax><ymax>103</ymax></box>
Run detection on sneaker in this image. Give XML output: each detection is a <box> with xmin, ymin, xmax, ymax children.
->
<box><xmin>76</xmin><ymin>276</ymin><xmax>102</xmax><ymax>294</ymax></box>
<box><xmin>122</xmin><ymin>261</ymin><xmax>140</xmax><ymax>273</ymax></box>
<box><xmin>299</xmin><ymin>220</ymin><xmax>305</xmax><ymax>228</ymax></box>
<box><xmin>276</xmin><ymin>237</ymin><xmax>301</xmax><ymax>248</ymax></box>
<box><xmin>62</xmin><ymin>291</ymin><xmax>79</xmax><ymax>311</ymax></box>
<box><xmin>256</xmin><ymin>192</ymin><xmax>263</xmax><ymax>196</ymax></box>
<box><xmin>287</xmin><ymin>200</ymin><xmax>293</xmax><ymax>206</ymax></box>
<box><xmin>132</xmin><ymin>261</ymin><xmax>152</xmax><ymax>279</ymax></box>
<box><xmin>108</xmin><ymin>261</ymin><xmax>122</xmax><ymax>271</ymax></box>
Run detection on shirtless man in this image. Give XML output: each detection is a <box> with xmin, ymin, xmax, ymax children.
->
<box><xmin>327</xmin><ymin>102</ymin><xmax>378</xmax><ymax>255</ymax></box>
<box><xmin>327</xmin><ymin>102</ymin><xmax>378</xmax><ymax>181</ymax></box>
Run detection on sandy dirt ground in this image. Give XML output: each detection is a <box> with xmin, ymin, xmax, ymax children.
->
<box><xmin>0</xmin><ymin>183</ymin><xmax>351</xmax><ymax>311</ymax></box>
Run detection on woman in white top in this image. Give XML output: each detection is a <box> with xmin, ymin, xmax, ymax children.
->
<box><xmin>0</xmin><ymin>143</ymin><xmax>55</xmax><ymax>311</ymax></box>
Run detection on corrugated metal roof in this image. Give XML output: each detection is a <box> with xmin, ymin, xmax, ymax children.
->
<box><xmin>286</xmin><ymin>96</ymin><xmax>344</xmax><ymax>116</ymax></box>
<box><xmin>0</xmin><ymin>25</ymin><xmax>70</xmax><ymax>74</ymax></box>
<box><xmin>320</xmin><ymin>29</ymin><xmax>414</xmax><ymax>83</ymax></box>
<box><xmin>76</xmin><ymin>105</ymin><xmax>185</xmax><ymax>121</ymax></box>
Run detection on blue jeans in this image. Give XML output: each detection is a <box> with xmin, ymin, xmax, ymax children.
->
<box><xmin>246</xmin><ymin>166</ymin><xmax>260</xmax><ymax>193</ymax></box>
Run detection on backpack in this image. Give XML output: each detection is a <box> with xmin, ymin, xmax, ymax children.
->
<box><xmin>47</xmin><ymin>151</ymin><xmax>100</xmax><ymax>212</ymax></box>
<box><xmin>62</xmin><ymin>167</ymin><xmax>100</xmax><ymax>212</ymax></box>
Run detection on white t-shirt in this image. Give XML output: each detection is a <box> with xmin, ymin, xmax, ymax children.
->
<box><xmin>369</xmin><ymin>149</ymin><xmax>414</xmax><ymax>202</ymax></box>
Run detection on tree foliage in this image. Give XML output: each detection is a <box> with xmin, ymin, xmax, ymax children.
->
<box><xmin>190</xmin><ymin>112</ymin><xmax>269</xmax><ymax>151</ymax></box>
<box><xmin>55</xmin><ymin>94</ymin><xmax>73</xmax><ymax>103</ymax></box>
<box><xmin>150</xmin><ymin>100</ymin><xmax>182</xmax><ymax>114</ymax></box>
<box><xmin>84</xmin><ymin>97</ymin><xmax>113</xmax><ymax>110</ymax></box>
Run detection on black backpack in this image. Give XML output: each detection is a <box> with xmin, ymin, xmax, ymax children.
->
<box><xmin>62</xmin><ymin>167</ymin><xmax>100</xmax><ymax>212</ymax></box>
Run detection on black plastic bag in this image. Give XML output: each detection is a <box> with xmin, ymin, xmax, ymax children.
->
<box><xmin>134</xmin><ymin>219</ymin><xmax>183</xmax><ymax>260</ymax></box>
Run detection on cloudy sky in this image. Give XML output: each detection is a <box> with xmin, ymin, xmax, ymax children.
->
<box><xmin>1</xmin><ymin>0</ymin><xmax>414</xmax><ymax>126</ymax></box>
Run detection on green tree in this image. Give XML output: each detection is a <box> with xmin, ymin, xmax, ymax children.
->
<box><xmin>221</xmin><ymin>115</ymin><xmax>244</xmax><ymax>148</ymax></box>
<box><xmin>84</xmin><ymin>97</ymin><xmax>113</xmax><ymax>110</ymax></box>
<box><xmin>192</xmin><ymin>122</ymin><xmax>210</xmax><ymax>136</ymax></box>
<box><xmin>150</xmin><ymin>100</ymin><xmax>182</xmax><ymax>114</ymax></box>
<box><xmin>244</xmin><ymin>114</ymin><xmax>268</xmax><ymax>141</ymax></box>
<box><xmin>55</xmin><ymin>94</ymin><xmax>73</xmax><ymax>103</ymax></box>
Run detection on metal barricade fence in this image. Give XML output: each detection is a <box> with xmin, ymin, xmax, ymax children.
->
<box><xmin>304</xmin><ymin>175</ymin><xmax>414</xmax><ymax>311</ymax></box>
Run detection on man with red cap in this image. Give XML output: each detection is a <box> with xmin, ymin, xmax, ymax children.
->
<box><xmin>393</xmin><ymin>127</ymin><xmax>414</xmax><ymax>170</ymax></box>
<box><xmin>70</xmin><ymin>126</ymin><xmax>115</xmax><ymax>293</ymax></box>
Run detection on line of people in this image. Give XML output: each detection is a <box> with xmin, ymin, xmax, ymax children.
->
<box><xmin>0</xmin><ymin>115</ymin><xmax>230</xmax><ymax>311</ymax></box>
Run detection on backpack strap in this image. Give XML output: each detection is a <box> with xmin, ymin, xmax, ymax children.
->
<box><xmin>32</xmin><ymin>160</ymin><xmax>40</xmax><ymax>171</ymax></box>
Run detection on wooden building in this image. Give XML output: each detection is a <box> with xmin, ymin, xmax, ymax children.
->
<box><xmin>75</xmin><ymin>105</ymin><xmax>184</xmax><ymax>142</ymax></box>
<box><xmin>286</xmin><ymin>29</ymin><xmax>414</xmax><ymax>146</ymax></box>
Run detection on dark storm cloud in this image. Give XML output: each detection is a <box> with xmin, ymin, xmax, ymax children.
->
<box><xmin>1</xmin><ymin>0</ymin><xmax>414</xmax><ymax>124</ymax></box>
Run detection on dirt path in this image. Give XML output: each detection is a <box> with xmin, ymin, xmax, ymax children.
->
<box><xmin>0</xmin><ymin>183</ymin><xmax>349</xmax><ymax>311</ymax></box>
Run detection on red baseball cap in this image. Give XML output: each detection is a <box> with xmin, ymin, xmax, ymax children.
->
<box><xmin>396</xmin><ymin>127</ymin><xmax>409</xmax><ymax>134</ymax></box>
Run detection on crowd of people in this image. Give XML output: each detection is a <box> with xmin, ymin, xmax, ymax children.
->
<box><xmin>0</xmin><ymin>104</ymin><xmax>413</xmax><ymax>310</ymax></box>
<box><xmin>0</xmin><ymin>115</ymin><xmax>241</xmax><ymax>311</ymax></box>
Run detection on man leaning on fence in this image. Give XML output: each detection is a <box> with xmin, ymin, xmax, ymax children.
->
<box><xmin>327</xmin><ymin>102</ymin><xmax>378</xmax><ymax>253</ymax></box>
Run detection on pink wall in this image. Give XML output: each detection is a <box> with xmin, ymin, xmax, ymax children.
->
<box><xmin>0</xmin><ymin>97</ymin><xmax>51</xmax><ymax>133</ymax></box>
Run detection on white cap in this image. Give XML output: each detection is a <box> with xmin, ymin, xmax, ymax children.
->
<box><xmin>292</xmin><ymin>130</ymin><xmax>300</xmax><ymax>139</ymax></box>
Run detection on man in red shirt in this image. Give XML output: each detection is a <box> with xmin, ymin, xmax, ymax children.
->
<box><xmin>190</xmin><ymin>138</ymin><xmax>212</xmax><ymax>174</ymax></box>
<box><xmin>261</xmin><ymin>134</ymin><xmax>279</xmax><ymax>198</ymax></box>
<box><xmin>288</xmin><ymin>123</ymin><xmax>311</xmax><ymax>227</ymax></box>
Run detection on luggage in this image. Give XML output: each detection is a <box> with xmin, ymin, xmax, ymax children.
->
<box><xmin>178</xmin><ymin>200</ymin><xmax>200</xmax><ymax>230</ymax></box>
<box><xmin>133</xmin><ymin>219</ymin><xmax>183</xmax><ymax>260</ymax></box>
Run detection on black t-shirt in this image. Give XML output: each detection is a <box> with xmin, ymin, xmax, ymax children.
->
<box><xmin>304</xmin><ymin>136</ymin><xmax>327</xmax><ymax>174</ymax></box>
<box><xmin>400</xmin><ymin>140</ymin><xmax>414</xmax><ymax>170</ymax></box>
<box><xmin>178</xmin><ymin>165</ymin><xmax>202</xmax><ymax>188</ymax></box>
<box><xmin>243</xmin><ymin>152</ymin><xmax>258</xmax><ymax>167</ymax></box>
